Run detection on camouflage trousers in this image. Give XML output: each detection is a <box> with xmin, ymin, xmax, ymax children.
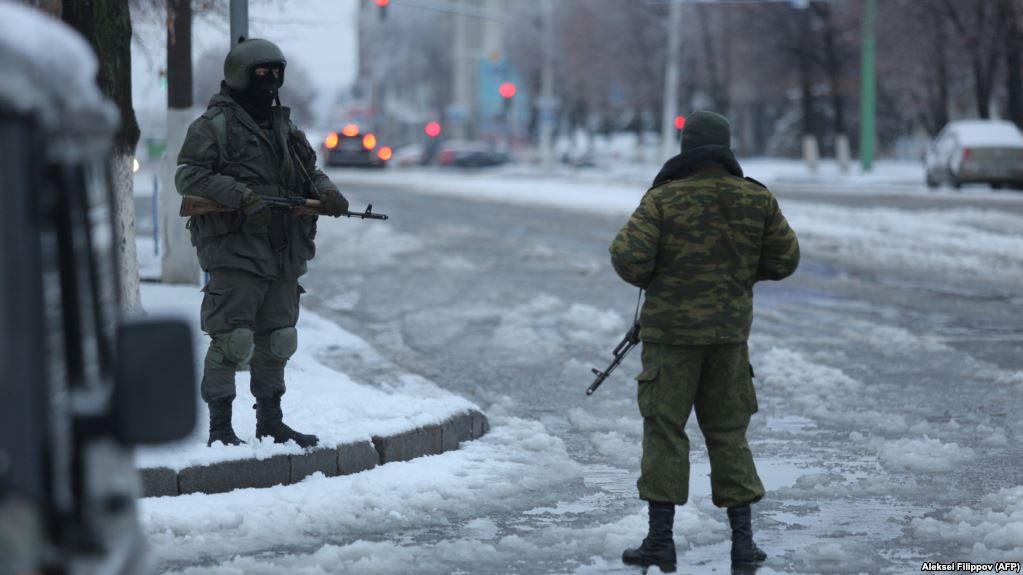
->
<box><xmin>199</xmin><ymin>268</ymin><xmax>303</xmax><ymax>403</ymax></box>
<box><xmin>636</xmin><ymin>341</ymin><xmax>765</xmax><ymax>508</ymax></box>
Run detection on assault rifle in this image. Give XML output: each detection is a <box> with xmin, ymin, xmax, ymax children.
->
<box><xmin>179</xmin><ymin>195</ymin><xmax>388</xmax><ymax>220</ymax></box>
<box><xmin>586</xmin><ymin>319</ymin><xmax>641</xmax><ymax>396</ymax></box>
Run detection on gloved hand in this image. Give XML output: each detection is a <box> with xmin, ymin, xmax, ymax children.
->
<box><xmin>240</xmin><ymin>191</ymin><xmax>271</xmax><ymax>227</ymax></box>
<box><xmin>319</xmin><ymin>188</ymin><xmax>349</xmax><ymax>217</ymax></box>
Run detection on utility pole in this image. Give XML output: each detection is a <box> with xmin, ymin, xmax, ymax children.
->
<box><xmin>450</xmin><ymin>0</ymin><xmax>471</xmax><ymax>139</ymax></box>
<box><xmin>660</xmin><ymin>0</ymin><xmax>682</xmax><ymax>162</ymax></box>
<box><xmin>539</xmin><ymin>0</ymin><xmax>555</xmax><ymax>169</ymax></box>
<box><xmin>230</xmin><ymin>0</ymin><xmax>248</xmax><ymax>44</ymax></box>
<box><xmin>859</xmin><ymin>0</ymin><xmax>876</xmax><ymax>172</ymax></box>
<box><xmin>160</xmin><ymin>0</ymin><xmax>199</xmax><ymax>284</ymax></box>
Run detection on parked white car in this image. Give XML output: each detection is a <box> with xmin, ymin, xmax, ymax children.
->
<box><xmin>925</xmin><ymin>120</ymin><xmax>1023</xmax><ymax>189</ymax></box>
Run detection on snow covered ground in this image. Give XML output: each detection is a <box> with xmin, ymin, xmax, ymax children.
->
<box><xmin>136</xmin><ymin>161</ymin><xmax>1023</xmax><ymax>573</ymax></box>
<box><xmin>135</xmin><ymin>283</ymin><xmax>478</xmax><ymax>471</ymax></box>
<box><xmin>325</xmin><ymin>163</ymin><xmax>1023</xmax><ymax>285</ymax></box>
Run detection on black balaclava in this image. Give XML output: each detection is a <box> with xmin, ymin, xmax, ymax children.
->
<box><xmin>230</xmin><ymin>63</ymin><xmax>283</xmax><ymax>123</ymax></box>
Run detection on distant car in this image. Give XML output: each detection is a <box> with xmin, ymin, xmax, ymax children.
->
<box><xmin>391</xmin><ymin>143</ymin><xmax>427</xmax><ymax>167</ymax></box>
<box><xmin>321</xmin><ymin>123</ymin><xmax>392</xmax><ymax>168</ymax></box>
<box><xmin>925</xmin><ymin>120</ymin><xmax>1023</xmax><ymax>189</ymax></box>
<box><xmin>435</xmin><ymin>140</ymin><xmax>509</xmax><ymax>168</ymax></box>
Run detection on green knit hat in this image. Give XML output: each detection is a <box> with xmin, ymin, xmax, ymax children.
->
<box><xmin>681</xmin><ymin>110</ymin><xmax>731</xmax><ymax>152</ymax></box>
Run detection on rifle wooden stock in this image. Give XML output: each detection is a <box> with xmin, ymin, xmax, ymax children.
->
<box><xmin>179</xmin><ymin>195</ymin><xmax>324</xmax><ymax>217</ymax></box>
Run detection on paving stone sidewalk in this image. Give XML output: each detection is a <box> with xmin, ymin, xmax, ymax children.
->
<box><xmin>139</xmin><ymin>410</ymin><xmax>489</xmax><ymax>497</ymax></box>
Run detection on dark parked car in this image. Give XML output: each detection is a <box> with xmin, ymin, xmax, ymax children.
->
<box><xmin>1</xmin><ymin>5</ymin><xmax>196</xmax><ymax>574</ymax></box>
<box><xmin>925</xmin><ymin>120</ymin><xmax>1023</xmax><ymax>189</ymax></box>
<box><xmin>321</xmin><ymin>123</ymin><xmax>392</xmax><ymax>168</ymax></box>
<box><xmin>435</xmin><ymin>140</ymin><xmax>510</xmax><ymax>168</ymax></box>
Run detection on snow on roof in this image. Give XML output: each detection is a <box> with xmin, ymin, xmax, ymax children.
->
<box><xmin>948</xmin><ymin>120</ymin><xmax>1023</xmax><ymax>147</ymax></box>
<box><xmin>0</xmin><ymin>3</ymin><xmax>116</xmax><ymax>142</ymax></box>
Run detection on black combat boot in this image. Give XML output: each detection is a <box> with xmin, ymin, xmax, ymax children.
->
<box><xmin>207</xmin><ymin>397</ymin><xmax>245</xmax><ymax>447</ymax></box>
<box><xmin>727</xmin><ymin>505</ymin><xmax>767</xmax><ymax>569</ymax></box>
<box><xmin>622</xmin><ymin>501</ymin><xmax>677</xmax><ymax>572</ymax></box>
<box><xmin>254</xmin><ymin>395</ymin><xmax>319</xmax><ymax>448</ymax></box>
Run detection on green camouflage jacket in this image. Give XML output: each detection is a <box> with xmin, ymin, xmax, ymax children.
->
<box><xmin>610</xmin><ymin>165</ymin><xmax>800</xmax><ymax>345</ymax></box>
<box><xmin>175</xmin><ymin>88</ymin><xmax>339</xmax><ymax>279</ymax></box>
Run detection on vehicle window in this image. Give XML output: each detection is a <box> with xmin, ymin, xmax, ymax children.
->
<box><xmin>54</xmin><ymin>165</ymin><xmax>107</xmax><ymax>391</ymax></box>
<box><xmin>83</xmin><ymin>162</ymin><xmax>117</xmax><ymax>375</ymax></box>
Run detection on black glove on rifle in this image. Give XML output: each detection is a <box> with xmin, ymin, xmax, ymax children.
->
<box><xmin>319</xmin><ymin>188</ymin><xmax>349</xmax><ymax>217</ymax></box>
<box><xmin>240</xmin><ymin>191</ymin><xmax>271</xmax><ymax>227</ymax></box>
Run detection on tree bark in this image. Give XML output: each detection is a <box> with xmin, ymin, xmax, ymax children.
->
<box><xmin>929</xmin><ymin>6</ymin><xmax>950</xmax><ymax>133</ymax></box>
<box><xmin>161</xmin><ymin>0</ymin><xmax>200</xmax><ymax>285</ymax></box>
<box><xmin>798</xmin><ymin>7</ymin><xmax>815</xmax><ymax>138</ymax></box>
<box><xmin>1008</xmin><ymin>3</ymin><xmax>1023</xmax><ymax>129</ymax></box>
<box><xmin>940</xmin><ymin>0</ymin><xmax>1006</xmax><ymax>120</ymax></box>
<box><xmin>63</xmin><ymin>0</ymin><xmax>142</xmax><ymax>312</ymax></box>
<box><xmin>813</xmin><ymin>3</ymin><xmax>846</xmax><ymax>142</ymax></box>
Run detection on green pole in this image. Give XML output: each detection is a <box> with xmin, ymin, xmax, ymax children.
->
<box><xmin>859</xmin><ymin>0</ymin><xmax>876</xmax><ymax>172</ymax></box>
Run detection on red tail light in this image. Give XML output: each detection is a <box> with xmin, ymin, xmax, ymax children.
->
<box><xmin>962</xmin><ymin>148</ymin><xmax>972</xmax><ymax>163</ymax></box>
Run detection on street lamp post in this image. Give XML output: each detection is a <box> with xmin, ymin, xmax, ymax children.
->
<box><xmin>230</xmin><ymin>0</ymin><xmax>248</xmax><ymax>45</ymax></box>
<box><xmin>660</xmin><ymin>0</ymin><xmax>683</xmax><ymax>162</ymax></box>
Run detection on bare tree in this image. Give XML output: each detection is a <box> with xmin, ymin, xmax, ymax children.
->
<box><xmin>62</xmin><ymin>0</ymin><xmax>143</xmax><ymax>311</ymax></box>
<box><xmin>940</xmin><ymin>0</ymin><xmax>1010</xmax><ymax>119</ymax></box>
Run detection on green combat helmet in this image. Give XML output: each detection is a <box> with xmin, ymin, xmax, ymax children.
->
<box><xmin>223</xmin><ymin>38</ymin><xmax>287</xmax><ymax>90</ymax></box>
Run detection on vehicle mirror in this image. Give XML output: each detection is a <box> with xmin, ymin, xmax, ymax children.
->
<box><xmin>113</xmin><ymin>317</ymin><xmax>197</xmax><ymax>445</ymax></box>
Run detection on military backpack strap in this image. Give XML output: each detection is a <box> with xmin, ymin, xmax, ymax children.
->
<box><xmin>198</xmin><ymin>106</ymin><xmax>232</xmax><ymax>166</ymax></box>
<box><xmin>744</xmin><ymin>176</ymin><xmax>768</xmax><ymax>189</ymax></box>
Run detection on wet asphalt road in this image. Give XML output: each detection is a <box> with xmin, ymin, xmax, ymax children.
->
<box><xmin>295</xmin><ymin>172</ymin><xmax>1023</xmax><ymax>574</ymax></box>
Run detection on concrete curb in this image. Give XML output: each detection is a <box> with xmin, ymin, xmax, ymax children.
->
<box><xmin>139</xmin><ymin>410</ymin><xmax>489</xmax><ymax>497</ymax></box>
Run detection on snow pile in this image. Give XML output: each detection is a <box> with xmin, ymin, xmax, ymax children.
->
<box><xmin>0</xmin><ymin>3</ymin><xmax>117</xmax><ymax>139</ymax></box>
<box><xmin>878</xmin><ymin>436</ymin><xmax>975</xmax><ymax>473</ymax></box>
<box><xmin>776</xmin><ymin>472</ymin><xmax>920</xmax><ymax>499</ymax></box>
<box><xmin>152</xmin><ymin>502</ymin><xmax>724</xmax><ymax>575</ymax></box>
<box><xmin>911</xmin><ymin>486</ymin><xmax>1023</xmax><ymax>554</ymax></box>
<box><xmin>135</xmin><ymin>284</ymin><xmax>478</xmax><ymax>470</ymax></box>
<box><xmin>400</xmin><ymin>293</ymin><xmax>625</xmax><ymax>364</ymax></box>
<box><xmin>787</xmin><ymin>540</ymin><xmax>884</xmax><ymax>573</ymax></box>
<box><xmin>142</xmin><ymin>411</ymin><xmax>726</xmax><ymax>574</ymax></box>
<box><xmin>313</xmin><ymin>222</ymin><xmax>425</xmax><ymax>268</ymax></box>
<box><xmin>143</xmin><ymin>416</ymin><xmax>579</xmax><ymax>571</ymax></box>
<box><xmin>948</xmin><ymin>120</ymin><xmax>1023</xmax><ymax>148</ymax></box>
<box><xmin>783</xmin><ymin>204</ymin><xmax>1023</xmax><ymax>283</ymax></box>
<box><xmin>755</xmin><ymin>348</ymin><xmax>879</xmax><ymax>428</ymax></box>
<box><xmin>839</xmin><ymin>322</ymin><xmax>950</xmax><ymax>355</ymax></box>
<box><xmin>492</xmin><ymin>295</ymin><xmax>626</xmax><ymax>351</ymax></box>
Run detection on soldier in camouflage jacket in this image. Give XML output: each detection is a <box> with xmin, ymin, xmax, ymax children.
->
<box><xmin>611</xmin><ymin>111</ymin><xmax>799</xmax><ymax>572</ymax></box>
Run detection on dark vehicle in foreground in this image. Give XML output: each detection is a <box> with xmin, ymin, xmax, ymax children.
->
<box><xmin>321</xmin><ymin>123</ymin><xmax>392</xmax><ymax>168</ymax></box>
<box><xmin>1</xmin><ymin>5</ymin><xmax>196</xmax><ymax>574</ymax></box>
<box><xmin>925</xmin><ymin>120</ymin><xmax>1023</xmax><ymax>189</ymax></box>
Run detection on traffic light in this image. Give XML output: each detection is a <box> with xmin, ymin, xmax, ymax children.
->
<box><xmin>424</xmin><ymin>121</ymin><xmax>442</xmax><ymax>138</ymax></box>
<box><xmin>498</xmin><ymin>82</ymin><xmax>517</xmax><ymax>100</ymax></box>
<box><xmin>376</xmin><ymin>0</ymin><xmax>389</xmax><ymax>20</ymax></box>
<box><xmin>674</xmin><ymin>115</ymin><xmax>686</xmax><ymax>130</ymax></box>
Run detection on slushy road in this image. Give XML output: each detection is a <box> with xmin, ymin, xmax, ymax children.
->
<box><xmin>204</xmin><ymin>172</ymin><xmax>1022</xmax><ymax>574</ymax></box>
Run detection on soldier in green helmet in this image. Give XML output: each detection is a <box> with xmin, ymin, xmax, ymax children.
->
<box><xmin>176</xmin><ymin>38</ymin><xmax>350</xmax><ymax>449</ymax></box>
<box><xmin>610</xmin><ymin>111</ymin><xmax>800</xmax><ymax>572</ymax></box>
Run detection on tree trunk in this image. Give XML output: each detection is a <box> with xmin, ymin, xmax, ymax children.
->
<box><xmin>798</xmin><ymin>8</ymin><xmax>815</xmax><ymax>138</ymax></box>
<box><xmin>697</xmin><ymin>5</ymin><xmax>729</xmax><ymax>114</ymax></box>
<box><xmin>930</xmin><ymin>6</ymin><xmax>950</xmax><ymax>133</ymax></box>
<box><xmin>1008</xmin><ymin>14</ymin><xmax>1023</xmax><ymax>129</ymax></box>
<box><xmin>62</xmin><ymin>0</ymin><xmax>142</xmax><ymax>312</ymax></box>
<box><xmin>815</xmin><ymin>3</ymin><xmax>846</xmax><ymax>144</ymax></box>
<box><xmin>161</xmin><ymin>0</ymin><xmax>200</xmax><ymax>285</ymax></box>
